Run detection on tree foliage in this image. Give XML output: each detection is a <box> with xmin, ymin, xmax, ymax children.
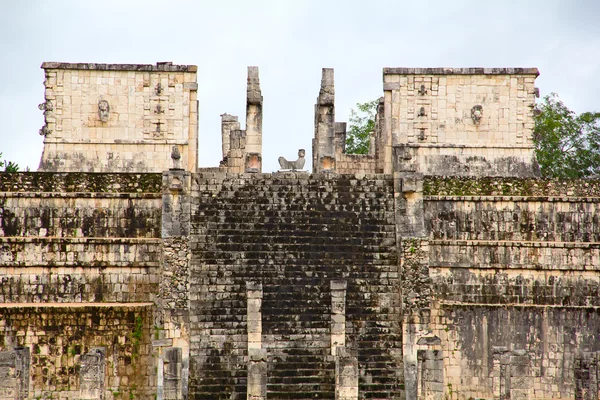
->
<box><xmin>533</xmin><ymin>94</ymin><xmax>600</xmax><ymax>178</ymax></box>
<box><xmin>0</xmin><ymin>153</ymin><xmax>19</xmax><ymax>172</ymax></box>
<box><xmin>345</xmin><ymin>99</ymin><xmax>379</xmax><ymax>154</ymax></box>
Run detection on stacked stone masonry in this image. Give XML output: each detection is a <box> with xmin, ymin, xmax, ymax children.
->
<box><xmin>0</xmin><ymin>173</ymin><xmax>162</xmax><ymax>304</ymax></box>
<box><xmin>386</xmin><ymin>68</ymin><xmax>540</xmax><ymax>177</ymax></box>
<box><xmin>38</xmin><ymin>62</ymin><xmax>198</xmax><ymax>173</ymax></box>
<box><xmin>421</xmin><ymin>176</ymin><xmax>600</xmax><ymax>400</ymax></box>
<box><xmin>188</xmin><ymin>172</ymin><xmax>402</xmax><ymax>399</ymax></box>
<box><xmin>0</xmin><ymin>172</ymin><xmax>162</xmax><ymax>399</ymax></box>
<box><xmin>3</xmin><ymin>63</ymin><xmax>600</xmax><ymax>400</ymax></box>
<box><xmin>0</xmin><ymin>304</ymin><xmax>155</xmax><ymax>399</ymax></box>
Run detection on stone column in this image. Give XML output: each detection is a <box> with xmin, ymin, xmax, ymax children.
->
<box><xmin>492</xmin><ymin>348</ymin><xmax>532</xmax><ymax>400</ymax></box>
<box><xmin>330</xmin><ymin>279</ymin><xmax>347</xmax><ymax>355</ymax></box>
<box><xmin>220</xmin><ymin>114</ymin><xmax>240</xmax><ymax>165</ymax></box>
<box><xmin>394</xmin><ymin>152</ymin><xmax>430</xmax><ymax>400</ymax></box>
<box><xmin>245</xmin><ymin>66</ymin><xmax>262</xmax><ymax>173</ymax></box>
<box><xmin>313</xmin><ymin>68</ymin><xmax>336</xmax><ymax>173</ymax></box>
<box><xmin>162</xmin><ymin>170</ymin><xmax>191</xmax><ymax>238</ymax></box>
<box><xmin>229</xmin><ymin>129</ymin><xmax>246</xmax><ymax>173</ymax></box>
<box><xmin>417</xmin><ymin>349</ymin><xmax>444</xmax><ymax>400</ymax></box>
<box><xmin>373</xmin><ymin>97</ymin><xmax>386</xmax><ymax>172</ymax></box>
<box><xmin>247</xmin><ymin>349</ymin><xmax>267</xmax><ymax>400</ymax></box>
<box><xmin>334</xmin><ymin>122</ymin><xmax>347</xmax><ymax>155</ymax></box>
<box><xmin>164</xmin><ymin>347</ymin><xmax>183</xmax><ymax>400</ymax></box>
<box><xmin>161</xmin><ymin>170</ymin><xmax>191</xmax><ymax>400</ymax></box>
<box><xmin>79</xmin><ymin>347</ymin><xmax>106</xmax><ymax>400</ymax></box>
<box><xmin>492</xmin><ymin>347</ymin><xmax>510</xmax><ymax>400</ymax></box>
<box><xmin>335</xmin><ymin>348</ymin><xmax>358</xmax><ymax>400</ymax></box>
<box><xmin>0</xmin><ymin>347</ymin><xmax>30</xmax><ymax>400</ymax></box>
<box><xmin>247</xmin><ymin>282</ymin><xmax>263</xmax><ymax>350</ymax></box>
<box><xmin>247</xmin><ymin>282</ymin><xmax>265</xmax><ymax>399</ymax></box>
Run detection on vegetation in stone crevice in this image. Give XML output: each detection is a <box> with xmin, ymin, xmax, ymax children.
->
<box><xmin>0</xmin><ymin>172</ymin><xmax>163</xmax><ymax>193</ymax></box>
<box><xmin>129</xmin><ymin>315</ymin><xmax>144</xmax><ymax>360</ymax></box>
<box><xmin>423</xmin><ymin>176</ymin><xmax>600</xmax><ymax>197</ymax></box>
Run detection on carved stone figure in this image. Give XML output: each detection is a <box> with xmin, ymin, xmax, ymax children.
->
<box><xmin>38</xmin><ymin>101</ymin><xmax>53</xmax><ymax>112</ymax></box>
<box><xmin>471</xmin><ymin>105</ymin><xmax>483</xmax><ymax>124</ymax></box>
<box><xmin>39</xmin><ymin>125</ymin><xmax>51</xmax><ymax>136</ymax></box>
<box><xmin>278</xmin><ymin>149</ymin><xmax>306</xmax><ymax>171</ymax></box>
<box><xmin>171</xmin><ymin>145</ymin><xmax>181</xmax><ymax>169</ymax></box>
<box><xmin>98</xmin><ymin>99</ymin><xmax>110</xmax><ymax>122</ymax></box>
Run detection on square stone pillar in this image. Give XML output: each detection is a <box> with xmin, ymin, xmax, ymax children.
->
<box><xmin>247</xmin><ymin>282</ymin><xmax>263</xmax><ymax>350</ymax></box>
<box><xmin>164</xmin><ymin>347</ymin><xmax>183</xmax><ymax>400</ymax></box>
<box><xmin>79</xmin><ymin>347</ymin><xmax>106</xmax><ymax>400</ymax></box>
<box><xmin>0</xmin><ymin>347</ymin><xmax>30</xmax><ymax>400</ymax></box>
<box><xmin>313</xmin><ymin>68</ymin><xmax>336</xmax><ymax>173</ymax></box>
<box><xmin>247</xmin><ymin>349</ymin><xmax>267</xmax><ymax>400</ymax></box>
<box><xmin>417</xmin><ymin>349</ymin><xmax>444</xmax><ymax>400</ymax></box>
<box><xmin>245</xmin><ymin>66</ymin><xmax>262</xmax><ymax>172</ymax></box>
<box><xmin>335</xmin><ymin>348</ymin><xmax>358</xmax><ymax>400</ymax></box>
<box><xmin>331</xmin><ymin>279</ymin><xmax>347</xmax><ymax>355</ymax></box>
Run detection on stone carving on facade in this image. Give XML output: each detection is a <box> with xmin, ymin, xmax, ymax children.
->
<box><xmin>471</xmin><ymin>105</ymin><xmax>483</xmax><ymax>124</ymax></box>
<box><xmin>38</xmin><ymin>125</ymin><xmax>51</xmax><ymax>136</ymax></box>
<box><xmin>38</xmin><ymin>101</ymin><xmax>53</xmax><ymax>112</ymax></box>
<box><xmin>171</xmin><ymin>145</ymin><xmax>181</xmax><ymax>170</ymax></box>
<box><xmin>98</xmin><ymin>99</ymin><xmax>110</xmax><ymax>122</ymax></box>
<box><xmin>278</xmin><ymin>149</ymin><xmax>306</xmax><ymax>171</ymax></box>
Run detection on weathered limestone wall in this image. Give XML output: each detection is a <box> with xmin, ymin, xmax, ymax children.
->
<box><xmin>421</xmin><ymin>176</ymin><xmax>600</xmax><ymax>400</ymax></box>
<box><xmin>0</xmin><ymin>304</ymin><xmax>155</xmax><ymax>400</ymax></box>
<box><xmin>188</xmin><ymin>172</ymin><xmax>402</xmax><ymax>399</ymax></box>
<box><xmin>0</xmin><ymin>173</ymin><xmax>162</xmax><ymax>303</ymax></box>
<box><xmin>0</xmin><ymin>172</ymin><xmax>162</xmax><ymax>399</ymax></box>
<box><xmin>38</xmin><ymin>62</ymin><xmax>198</xmax><ymax>172</ymax></box>
<box><xmin>334</xmin><ymin>154</ymin><xmax>376</xmax><ymax>174</ymax></box>
<box><xmin>384</xmin><ymin>68</ymin><xmax>540</xmax><ymax>176</ymax></box>
<box><xmin>334</xmin><ymin>121</ymin><xmax>377</xmax><ymax>175</ymax></box>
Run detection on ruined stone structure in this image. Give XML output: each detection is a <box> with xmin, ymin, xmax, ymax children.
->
<box><xmin>38</xmin><ymin>62</ymin><xmax>198</xmax><ymax>172</ymax></box>
<box><xmin>1</xmin><ymin>62</ymin><xmax>599</xmax><ymax>400</ymax></box>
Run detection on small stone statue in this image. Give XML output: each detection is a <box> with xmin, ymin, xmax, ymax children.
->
<box><xmin>171</xmin><ymin>145</ymin><xmax>181</xmax><ymax>169</ymax></box>
<box><xmin>98</xmin><ymin>99</ymin><xmax>110</xmax><ymax>122</ymax></box>
<box><xmin>278</xmin><ymin>149</ymin><xmax>306</xmax><ymax>171</ymax></box>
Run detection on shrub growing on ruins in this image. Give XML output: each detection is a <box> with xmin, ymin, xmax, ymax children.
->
<box><xmin>345</xmin><ymin>100</ymin><xmax>379</xmax><ymax>154</ymax></box>
<box><xmin>0</xmin><ymin>153</ymin><xmax>19</xmax><ymax>172</ymax></box>
<box><xmin>533</xmin><ymin>94</ymin><xmax>600</xmax><ymax>178</ymax></box>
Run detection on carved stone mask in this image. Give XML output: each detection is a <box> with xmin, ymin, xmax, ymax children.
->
<box><xmin>98</xmin><ymin>99</ymin><xmax>110</xmax><ymax>122</ymax></box>
<box><xmin>471</xmin><ymin>105</ymin><xmax>483</xmax><ymax>124</ymax></box>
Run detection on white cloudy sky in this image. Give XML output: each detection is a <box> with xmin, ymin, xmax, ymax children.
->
<box><xmin>0</xmin><ymin>0</ymin><xmax>599</xmax><ymax>172</ymax></box>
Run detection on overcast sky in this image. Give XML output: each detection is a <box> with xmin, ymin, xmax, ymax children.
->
<box><xmin>1</xmin><ymin>0</ymin><xmax>599</xmax><ymax>172</ymax></box>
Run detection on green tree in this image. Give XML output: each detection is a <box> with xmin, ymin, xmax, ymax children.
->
<box><xmin>533</xmin><ymin>93</ymin><xmax>600</xmax><ymax>178</ymax></box>
<box><xmin>345</xmin><ymin>99</ymin><xmax>379</xmax><ymax>154</ymax></box>
<box><xmin>0</xmin><ymin>153</ymin><xmax>19</xmax><ymax>172</ymax></box>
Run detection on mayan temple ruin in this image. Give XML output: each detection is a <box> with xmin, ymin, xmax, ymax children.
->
<box><xmin>0</xmin><ymin>61</ymin><xmax>599</xmax><ymax>400</ymax></box>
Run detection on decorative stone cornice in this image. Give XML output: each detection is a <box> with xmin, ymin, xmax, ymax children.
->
<box><xmin>41</xmin><ymin>61</ymin><xmax>197</xmax><ymax>72</ymax></box>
